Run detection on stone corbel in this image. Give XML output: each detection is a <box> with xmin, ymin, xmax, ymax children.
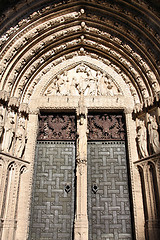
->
<box><xmin>19</xmin><ymin>103</ymin><xmax>28</xmax><ymax>116</ymax></box>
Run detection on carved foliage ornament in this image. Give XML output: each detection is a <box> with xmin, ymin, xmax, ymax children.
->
<box><xmin>37</xmin><ymin>113</ymin><xmax>76</xmax><ymax>140</ymax></box>
<box><xmin>87</xmin><ymin>114</ymin><xmax>125</xmax><ymax>140</ymax></box>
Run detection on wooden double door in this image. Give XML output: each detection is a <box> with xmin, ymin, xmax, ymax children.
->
<box><xmin>29</xmin><ymin>113</ymin><xmax>133</xmax><ymax>240</ymax></box>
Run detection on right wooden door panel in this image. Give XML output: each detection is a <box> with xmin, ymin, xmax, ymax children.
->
<box><xmin>87</xmin><ymin>141</ymin><xmax>132</xmax><ymax>240</ymax></box>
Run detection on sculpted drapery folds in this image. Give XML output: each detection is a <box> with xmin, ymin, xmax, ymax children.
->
<box><xmin>148</xmin><ymin>115</ymin><xmax>160</xmax><ymax>154</ymax></box>
<box><xmin>76</xmin><ymin>92</ymin><xmax>88</xmax><ymax>163</ymax></box>
<box><xmin>44</xmin><ymin>64</ymin><xmax>121</xmax><ymax>97</ymax></box>
<box><xmin>2</xmin><ymin>108</ymin><xmax>15</xmax><ymax>152</ymax></box>
<box><xmin>14</xmin><ymin>116</ymin><xmax>27</xmax><ymax>158</ymax></box>
<box><xmin>136</xmin><ymin>119</ymin><xmax>148</xmax><ymax>158</ymax></box>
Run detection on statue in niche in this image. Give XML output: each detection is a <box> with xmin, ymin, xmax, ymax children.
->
<box><xmin>148</xmin><ymin>115</ymin><xmax>160</xmax><ymax>154</ymax></box>
<box><xmin>14</xmin><ymin>117</ymin><xmax>27</xmax><ymax>158</ymax></box>
<box><xmin>2</xmin><ymin>108</ymin><xmax>15</xmax><ymax>152</ymax></box>
<box><xmin>136</xmin><ymin>119</ymin><xmax>148</xmax><ymax>158</ymax></box>
<box><xmin>77</xmin><ymin>92</ymin><xmax>88</xmax><ymax>162</ymax></box>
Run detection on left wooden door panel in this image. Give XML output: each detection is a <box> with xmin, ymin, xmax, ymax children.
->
<box><xmin>29</xmin><ymin>141</ymin><xmax>76</xmax><ymax>240</ymax></box>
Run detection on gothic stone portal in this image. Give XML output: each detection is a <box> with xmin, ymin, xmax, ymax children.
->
<box><xmin>29</xmin><ymin>113</ymin><xmax>133</xmax><ymax>240</ymax></box>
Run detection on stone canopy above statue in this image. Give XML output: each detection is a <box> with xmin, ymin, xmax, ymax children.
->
<box><xmin>44</xmin><ymin>63</ymin><xmax>122</xmax><ymax>97</ymax></box>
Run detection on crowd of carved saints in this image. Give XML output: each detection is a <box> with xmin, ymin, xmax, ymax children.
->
<box><xmin>44</xmin><ymin>63</ymin><xmax>121</xmax><ymax>96</ymax></box>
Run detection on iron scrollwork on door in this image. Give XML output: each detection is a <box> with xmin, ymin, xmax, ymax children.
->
<box><xmin>87</xmin><ymin>113</ymin><xmax>125</xmax><ymax>140</ymax></box>
<box><xmin>37</xmin><ymin>113</ymin><xmax>76</xmax><ymax>140</ymax></box>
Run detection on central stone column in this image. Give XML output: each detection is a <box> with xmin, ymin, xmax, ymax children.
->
<box><xmin>74</xmin><ymin>93</ymin><xmax>88</xmax><ymax>240</ymax></box>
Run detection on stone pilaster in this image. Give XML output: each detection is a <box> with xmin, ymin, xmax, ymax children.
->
<box><xmin>74</xmin><ymin>94</ymin><xmax>88</xmax><ymax>240</ymax></box>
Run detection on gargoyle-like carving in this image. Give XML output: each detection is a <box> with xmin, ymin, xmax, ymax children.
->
<box><xmin>37</xmin><ymin>114</ymin><xmax>76</xmax><ymax>140</ymax></box>
<box><xmin>44</xmin><ymin>63</ymin><xmax>121</xmax><ymax>97</ymax></box>
<box><xmin>87</xmin><ymin>114</ymin><xmax>125</xmax><ymax>140</ymax></box>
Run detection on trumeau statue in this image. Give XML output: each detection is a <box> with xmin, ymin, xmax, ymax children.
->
<box><xmin>76</xmin><ymin>92</ymin><xmax>88</xmax><ymax>163</ymax></box>
<box><xmin>136</xmin><ymin>119</ymin><xmax>148</xmax><ymax>158</ymax></box>
<box><xmin>44</xmin><ymin>63</ymin><xmax>121</xmax><ymax>96</ymax></box>
<box><xmin>148</xmin><ymin>115</ymin><xmax>160</xmax><ymax>154</ymax></box>
<box><xmin>2</xmin><ymin>108</ymin><xmax>15</xmax><ymax>152</ymax></box>
<box><xmin>14</xmin><ymin>117</ymin><xmax>27</xmax><ymax>158</ymax></box>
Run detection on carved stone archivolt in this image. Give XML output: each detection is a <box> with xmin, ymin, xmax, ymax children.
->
<box><xmin>37</xmin><ymin>113</ymin><xmax>76</xmax><ymax>140</ymax></box>
<box><xmin>44</xmin><ymin>63</ymin><xmax>122</xmax><ymax>97</ymax></box>
<box><xmin>87</xmin><ymin>113</ymin><xmax>125</xmax><ymax>140</ymax></box>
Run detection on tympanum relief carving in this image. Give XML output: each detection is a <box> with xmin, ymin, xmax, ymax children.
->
<box><xmin>44</xmin><ymin>63</ymin><xmax>122</xmax><ymax>97</ymax></box>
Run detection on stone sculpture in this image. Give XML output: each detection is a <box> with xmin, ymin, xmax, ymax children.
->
<box><xmin>44</xmin><ymin>64</ymin><xmax>121</xmax><ymax>97</ymax></box>
<box><xmin>2</xmin><ymin>108</ymin><xmax>15</xmax><ymax>152</ymax></box>
<box><xmin>136</xmin><ymin>119</ymin><xmax>148</xmax><ymax>158</ymax></box>
<box><xmin>148</xmin><ymin>115</ymin><xmax>160</xmax><ymax>154</ymax></box>
<box><xmin>77</xmin><ymin>92</ymin><xmax>88</xmax><ymax>162</ymax></box>
<box><xmin>14</xmin><ymin>117</ymin><xmax>27</xmax><ymax>158</ymax></box>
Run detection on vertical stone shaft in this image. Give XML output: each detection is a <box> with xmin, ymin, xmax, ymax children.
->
<box><xmin>74</xmin><ymin>97</ymin><xmax>88</xmax><ymax>240</ymax></box>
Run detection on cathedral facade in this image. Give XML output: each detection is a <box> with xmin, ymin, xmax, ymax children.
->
<box><xmin>0</xmin><ymin>0</ymin><xmax>160</xmax><ymax>239</ymax></box>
